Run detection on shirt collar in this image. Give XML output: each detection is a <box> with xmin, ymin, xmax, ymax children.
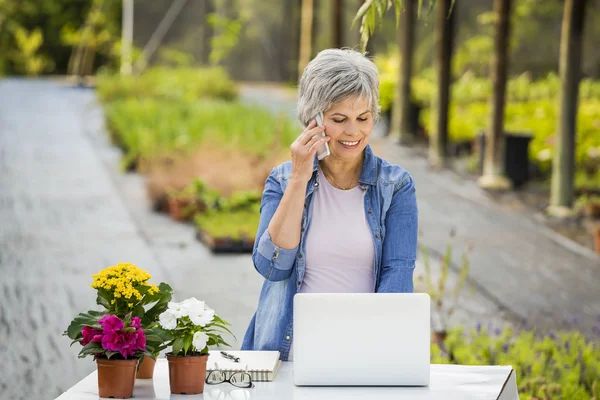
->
<box><xmin>312</xmin><ymin>144</ymin><xmax>378</xmax><ymax>186</ymax></box>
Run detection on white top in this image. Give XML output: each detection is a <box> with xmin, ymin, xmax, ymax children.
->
<box><xmin>300</xmin><ymin>168</ymin><xmax>375</xmax><ymax>294</ymax></box>
<box><xmin>54</xmin><ymin>359</ymin><xmax>520</xmax><ymax>400</ymax></box>
<box><xmin>290</xmin><ymin>168</ymin><xmax>375</xmax><ymax>360</ymax></box>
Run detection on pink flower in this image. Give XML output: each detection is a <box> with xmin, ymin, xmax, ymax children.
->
<box><xmin>99</xmin><ymin>314</ymin><xmax>124</xmax><ymax>333</ymax></box>
<box><xmin>131</xmin><ymin>316</ymin><xmax>141</xmax><ymax>330</ymax></box>
<box><xmin>81</xmin><ymin>326</ymin><xmax>103</xmax><ymax>346</ymax></box>
<box><xmin>135</xmin><ymin>329</ymin><xmax>146</xmax><ymax>349</ymax></box>
<box><xmin>100</xmin><ymin>325</ymin><xmax>146</xmax><ymax>359</ymax></box>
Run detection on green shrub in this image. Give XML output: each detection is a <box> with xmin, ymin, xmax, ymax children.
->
<box><xmin>96</xmin><ymin>67</ymin><xmax>238</xmax><ymax>103</ymax></box>
<box><xmin>433</xmin><ymin>326</ymin><xmax>600</xmax><ymax>400</ymax></box>
<box><xmin>103</xmin><ymin>98</ymin><xmax>298</xmax><ymax>165</ymax></box>
<box><xmin>194</xmin><ymin>204</ymin><xmax>260</xmax><ymax>240</ymax></box>
<box><xmin>419</xmin><ymin>99</ymin><xmax>600</xmax><ymax>186</ymax></box>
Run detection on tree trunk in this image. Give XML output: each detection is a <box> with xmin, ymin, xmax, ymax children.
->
<box><xmin>391</xmin><ymin>0</ymin><xmax>416</xmax><ymax>144</ymax></box>
<box><xmin>332</xmin><ymin>0</ymin><xmax>343</xmax><ymax>48</ymax></box>
<box><xmin>478</xmin><ymin>0</ymin><xmax>512</xmax><ymax>190</ymax></box>
<box><xmin>279</xmin><ymin>0</ymin><xmax>296</xmax><ymax>81</ymax></box>
<box><xmin>200</xmin><ymin>0</ymin><xmax>214</xmax><ymax>65</ymax></box>
<box><xmin>549</xmin><ymin>0</ymin><xmax>587</xmax><ymax>216</ymax></box>
<box><xmin>298</xmin><ymin>0</ymin><xmax>315</xmax><ymax>79</ymax></box>
<box><xmin>428</xmin><ymin>0</ymin><xmax>455</xmax><ymax>167</ymax></box>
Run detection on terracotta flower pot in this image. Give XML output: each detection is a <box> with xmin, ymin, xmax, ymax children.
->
<box><xmin>97</xmin><ymin>358</ymin><xmax>139</xmax><ymax>399</ymax></box>
<box><xmin>432</xmin><ymin>330</ymin><xmax>448</xmax><ymax>344</ymax></box>
<box><xmin>136</xmin><ymin>355</ymin><xmax>156</xmax><ymax>379</ymax></box>
<box><xmin>167</xmin><ymin>353</ymin><xmax>209</xmax><ymax>395</ymax></box>
<box><xmin>584</xmin><ymin>201</ymin><xmax>600</xmax><ymax>219</ymax></box>
<box><xmin>593</xmin><ymin>225</ymin><xmax>600</xmax><ymax>254</ymax></box>
<box><xmin>168</xmin><ymin>197</ymin><xmax>188</xmax><ymax>221</ymax></box>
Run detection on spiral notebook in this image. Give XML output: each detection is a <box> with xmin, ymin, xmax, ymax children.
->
<box><xmin>207</xmin><ymin>351</ymin><xmax>282</xmax><ymax>382</ymax></box>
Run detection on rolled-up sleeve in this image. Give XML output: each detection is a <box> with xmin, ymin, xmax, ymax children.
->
<box><xmin>377</xmin><ymin>173</ymin><xmax>418</xmax><ymax>293</ymax></box>
<box><xmin>252</xmin><ymin>167</ymin><xmax>299</xmax><ymax>281</ymax></box>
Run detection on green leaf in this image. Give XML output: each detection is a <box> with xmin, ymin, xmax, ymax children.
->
<box><xmin>95</xmin><ymin>289</ymin><xmax>112</xmax><ymax>309</ymax></box>
<box><xmin>172</xmin><ymin>336</ymin><xmax>185</xmax><ymax>357</ymax></box>
<box><xmin>132</xmin><ymin>304</ymin><xmax>145</xmax><ymax>319</ymax></box>
<box><xmin>105</xmin><ymin>351</ymin><xmax>119</xmax><ymax>359</ymax></box>
<box><xmin>142</xmin><ymin>283</ymin><xmax>173</xmax><ymax>326</ymax></box>
<box><xmin>66</xmin><ymin>310</ymin><xmax>107</xmax><ymax>340</ymax></box>
<box><xmin>352</xmin><ymin>0</ymin><xmax>375</xmax><ymax>26</ymax></box>
<box><xmin>79</xmin><ymin>341</ymin><xmax>103</xmax><ymax>357</ymax></box>
<box><xmin>183</xmin><ymin>334</ymin><xmax>193</xmax><ymax>355</ymax></box>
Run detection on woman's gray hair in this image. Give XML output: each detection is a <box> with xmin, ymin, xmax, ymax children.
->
<box><xmin>297</xmin><ymin>48</ymin><xmax>380</xmax><ymax>126</ymax></box>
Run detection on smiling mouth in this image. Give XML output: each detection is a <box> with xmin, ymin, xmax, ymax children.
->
<box><xmin>338</xmin><ymin>139</ymin><xmax>361</xmax><ymax>147</ymax></box>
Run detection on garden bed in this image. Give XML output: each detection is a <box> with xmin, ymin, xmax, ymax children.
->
<box><xmin>195</xmin><ymin>229</ymin><xmax>254</xmax><ymax>254</ymax></box>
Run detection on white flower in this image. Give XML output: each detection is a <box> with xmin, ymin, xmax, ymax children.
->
<box><xmin>192</xmin><ymin>331</ymin><xmax>209</xmax><ymax>351</ymax></box>
<box><xmin>189</xmin><ymin>307</ymin><xmax>215</xmax><ymax>327</ymax></box>
<box><xmin>180</xmin><ymin>297</ymin><xmax>205</xmax><ymax>315</ymax></box>
<box><xmin>159</xmin><ymin>309</ymin><xmax>178</xmax><ymax>330</ymax></box>
<box><xmin>168</xmin><ymin>301</ymin><xmax>189</xmax><ymax>318</ymax></box>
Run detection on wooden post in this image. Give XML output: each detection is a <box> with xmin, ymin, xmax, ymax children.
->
<box><xmin>428</xmin><ymin>0</ymin><xmax>455</xmax><ymax>167</ymax></box>
<box><xmin>478</xmin><ymin>0</ymin><xmax>512</xmax><ymax>190</ymax></box>
<box><xmin>391</xmin><ymin>0</ymin><xmax>416</xmax><ymax>144</ymax></box>
<box><xmin>548</xmin><ymin>0</ymin><xmax>587</xmax><ymax>216</ymax></box>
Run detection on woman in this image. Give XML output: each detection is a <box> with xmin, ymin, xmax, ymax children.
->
<box><xmin>241</xmin><ymin>48</ymin><xmax>418</xmax><ymax>361</ymax></box>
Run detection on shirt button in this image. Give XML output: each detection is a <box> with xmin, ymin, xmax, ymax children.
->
<box><xmin>375</xmin><ymin>234</ymin><xmax>380</xmax><ymax>239</ymax></box>
<box><xmin>286</xmin><ymin>336</ymin><xmax>291</xmax><ymax>340</ymax></box>
<box><xmin>301</xmin><ymin>228</ymin><xmax>305</xmax><ymax>232</ymax></box>
<box><xmin>314</xmin><ymin>182</ymin><xmax>319</xmax><ymax>187</ymax></box>
<box><xmin>298</xmin><ymin>254</ymin><xmax>303</xmax><ymax>259</ymax></box>
<box><xmin>368</xmin><ymin>210</ymin><xmax>372</xmax><ymax>214</ymax></box>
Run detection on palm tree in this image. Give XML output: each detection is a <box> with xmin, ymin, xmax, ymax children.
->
<box><xmin>391</xmin><ymin>0</ymin><xmax>416</xmax><ymax>144</ymax></box>
<box><xmin>478</xmin><ymin>0</ymin><xmax>512</xmax><ymax>190</ymax></box>
<box><xmin>298</xmin><ymin>0</ymin><xmax>315</xmax><ymax>80</ymax></box>
<box><xmin>428</xmin><ymin>0</ymin><xmax>455</xmax><ymax>167</ymax></box>
<box><xmin>332</xmin><ymin>0</ymin><xmax>343</xmax><ymax>48</ymax></box>
<box><xmin>548</xmin><ymin>0</ymin><xmax>587</xmax><ymax>216</ymax></box>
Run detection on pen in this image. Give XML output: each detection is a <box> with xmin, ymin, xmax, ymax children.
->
<box><xmin>220</xmin><ymin>351</ymin><xmax>241</xmax><ymax>363</ymax></box>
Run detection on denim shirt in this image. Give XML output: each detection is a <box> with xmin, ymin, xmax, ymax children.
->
<box><xmin>241</xmin><ymin>145</ymin><xmax>418</xmax><ymax>361</ymax></box>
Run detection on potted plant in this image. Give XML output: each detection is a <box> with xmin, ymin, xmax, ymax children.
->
<box><xmin>159</xmin><ymin>298</ymin><xmax>233</xmax><ymax>395</ymax></box>
<box><xmin>65</xmin><ymin>312</ymin><xmax>148</xmax><ymax>398</ymax></box>
<box><xmin>166</xmin><ymin>179</ymin><xmax>221</xmax><ymax>222</ymax></box>
<box><xmin>65</xmin><ymin>262</ymin><xmax>173</xmax><ymax>380</ymax></box>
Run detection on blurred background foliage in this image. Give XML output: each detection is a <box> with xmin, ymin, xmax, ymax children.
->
<box><xmin>2</xmin><ymin>0</ymin><xmax>600</xmax><ymax>80</ymax></box>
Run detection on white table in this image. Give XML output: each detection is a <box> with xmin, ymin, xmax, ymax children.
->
<box><xmin>56</xmin><ymin>359</ymin><xmax>519</xmax><ymax>400</ymax></box>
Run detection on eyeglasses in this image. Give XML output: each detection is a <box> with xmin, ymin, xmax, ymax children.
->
<box><xmin>205</xmin><ymin>370</ymin><xmax>254</xmax><ymax>389</ymax></box>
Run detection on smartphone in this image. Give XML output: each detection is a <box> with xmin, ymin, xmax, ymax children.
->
<box><xmin>314</xmin><ymin>112</ymin><xmax>330</xmax><ymax>160</ymax></box>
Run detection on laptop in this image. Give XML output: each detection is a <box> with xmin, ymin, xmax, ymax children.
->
<box><xmin>293</xmin><ymin>293</ymin><xmax>430</xmax><ymax>386</ymax></box>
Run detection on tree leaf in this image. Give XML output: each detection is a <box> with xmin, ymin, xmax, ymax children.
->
<box><xmin>105</xmin><ymin>351</ymin><xmax>119</xmax><ymax>359</ymax></box>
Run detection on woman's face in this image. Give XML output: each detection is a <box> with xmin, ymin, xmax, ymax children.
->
<box><xmin>322</xmin><ymin>96</ymin><xmax>374</xmax><ymax>161</ymax></box>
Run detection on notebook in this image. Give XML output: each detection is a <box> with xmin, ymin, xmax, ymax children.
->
<box><xmin>206</xmin><ymin>350</ymin><xmax>282</xmax><ymax>382</ymax></box>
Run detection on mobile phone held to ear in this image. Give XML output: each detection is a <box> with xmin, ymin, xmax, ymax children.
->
<box><xmin>314</xmin><ymin>112</ymin><xmax>330</xmax><ymax>160</ymax></box>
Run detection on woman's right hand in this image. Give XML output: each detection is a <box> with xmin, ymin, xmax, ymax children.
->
<box><xmin>289</xmin><ymin>119</ymin><xmax>331</xmax><ymax>183</ymax></box>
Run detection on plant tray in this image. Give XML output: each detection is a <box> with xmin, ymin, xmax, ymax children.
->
<box><xmin>196</xmin><ymin>229</ymin><xmax>254</xmax><ymax>254</ymax></box>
